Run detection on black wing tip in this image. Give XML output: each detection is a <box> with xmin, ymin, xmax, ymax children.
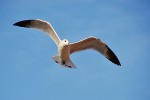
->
<box><xmin>115</xmin><ymin>61</ymin><xmax>121</xmax><ymax>66</ymax></box>
<box><xmin>13</xmin><ymin>20</ymin><xmax>33</xmax><ymax>27</ymax></box>
<box><xmin>106</xmin><ymin>46</ymin><xmax>121</xmax><ymax>66</ymax></box>
<box><xmin>109</xmin><ymin>57</ymin><xmax>121</xmax><ymax>66</ymax></box>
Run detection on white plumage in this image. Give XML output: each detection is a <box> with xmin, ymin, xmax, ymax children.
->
<box><xmin>13</xmin><ymin>19</ymin><xmax>121</xmax><ymax>68</ymax></box>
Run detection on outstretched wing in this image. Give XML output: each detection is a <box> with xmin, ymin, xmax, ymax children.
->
<box><xmin>70</xmin><ymin>37</ymin><xmax>121</xmax><ymax>66</ymax></box>
<box><xmin>13</xmin><ymin>19</ymin><xmax>61</xmax><ymax>46</ymax></box>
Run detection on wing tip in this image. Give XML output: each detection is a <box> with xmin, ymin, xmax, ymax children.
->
<box><xmin>13</xmin><ymin>20</ymin><xmax>33</xmax><ymax>27</ymax></box>
<box><xmin>116</xmin><ymin>61</ymin><xmax>121</xmax><ymax>66</ymax></box>
<box><xmin>106</xmin><ymin>45</ymin><xmax>121</xmax><ymax>66</ymax></box>
<box><xmin>110</xmin><ymin>58</ymin><xmax>121</xmax><ymax>66</ymax></box>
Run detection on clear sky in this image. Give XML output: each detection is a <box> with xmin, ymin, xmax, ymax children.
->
<box><xmin>0</xmin><ymin>0</ymin><xmax>150</xmax><ymax>100</ymax></box>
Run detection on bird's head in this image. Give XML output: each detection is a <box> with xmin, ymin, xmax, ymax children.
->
<box><xmin>60</xmin><ymin>39</ymin><xmax>69</xmax><ymax>46</ymax></box>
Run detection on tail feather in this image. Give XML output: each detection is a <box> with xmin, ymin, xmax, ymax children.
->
<box><xmin>52</xmin><ymin>55</ymin><xmax>76</xmax><ymax>68</ymax></box>
<box><xmin>65</xmin><ymin>59</ymin><xmax>76</xmax><ymax>68</ymax></box>
<box><xmin>51</xmin><ymin>55</ymin><xmax>61</xmax><ymax>64</ymax></box>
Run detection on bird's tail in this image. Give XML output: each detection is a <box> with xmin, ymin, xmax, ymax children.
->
<box><xmin>52</xmin><ymin>55</ymin><xmax>76</xmax><ymax>68</ymax></box>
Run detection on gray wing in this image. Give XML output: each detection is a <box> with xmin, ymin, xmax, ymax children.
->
<box><xmin>13</xmin><ymin>19</ymin><xmax>61</xmax><ymax>46</ymax></box>
<box><xmin>70</xmin><ymin>36</ymin><xmax>121</xmax><ymax>66</ymax></box>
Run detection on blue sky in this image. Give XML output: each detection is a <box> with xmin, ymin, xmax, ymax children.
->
<box><xmin>0</xmin><ymin>0</ymin><xmax>150</xmax><ymax>100</ymax></box>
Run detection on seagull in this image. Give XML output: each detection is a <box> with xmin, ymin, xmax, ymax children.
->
<box><xmin>13</xmin><ymin>19</ymin><xmax>121</xmax><ymax>68</ymax></box>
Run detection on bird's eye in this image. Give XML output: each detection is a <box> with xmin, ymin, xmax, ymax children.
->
<box><xmin>65</xmin><ymin>41</ymin><xmax>66</xmax><ymax>42</ymax></box>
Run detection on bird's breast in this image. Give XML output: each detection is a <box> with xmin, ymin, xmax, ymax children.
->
<box><xmin>58</xmin><ymin>45</ymin><xmax>70</xmax><ymax>61</ymax></box>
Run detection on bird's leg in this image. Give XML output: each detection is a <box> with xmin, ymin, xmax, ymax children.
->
<box><xmin>61</xmin><ymin>60</ymin><xmax>72</xmax><ymax>68</ymax></box>
<box><xmin>62</xmin><ymin>60</ymin><xmax>66</xmax><ymax>65</ymax></box>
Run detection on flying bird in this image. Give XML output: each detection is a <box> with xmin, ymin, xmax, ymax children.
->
<box><xmin>13</xmin><ymin>19</ymin><xmax>121</xmax><ymax>68</ymax></box>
